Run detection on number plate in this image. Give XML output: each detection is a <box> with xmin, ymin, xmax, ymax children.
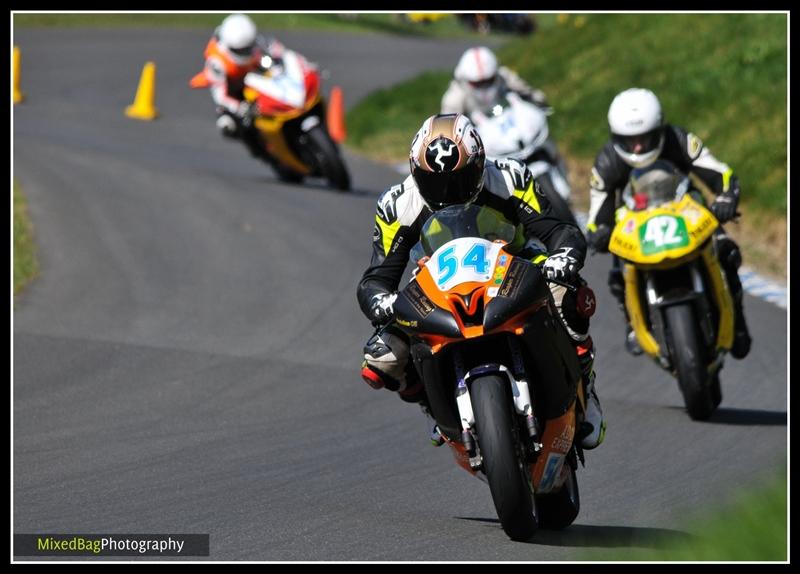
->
<box><xmin>639</xmin><ymin>215</ymin><xmax>690</xmax><ymax>255</ymax></box>
<box><xmin>426</xmin><ymin>238</ymin><xmax>504</xmax><ymax>291</ymax></box>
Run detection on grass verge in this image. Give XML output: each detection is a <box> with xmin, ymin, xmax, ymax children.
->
<box><xmin>13</xmin><ymin>182</ymin><xmax>39</xmax><ymax>295</ymax></box>
<box><xmin>345</xmin><ymin>13</ymin><xmax>787</xmax><ymax>279</ymax></box>
<box><xmin>586</xmin><ymin>466</ymin><xmax>787</xmax><ymax>561</ymax></box>
<box><xmin>13</xmin><ymin>13</ymin><xmax>479</xmax><ymax>37</ymax></box>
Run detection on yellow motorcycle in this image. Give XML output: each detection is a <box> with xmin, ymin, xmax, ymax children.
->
<box><xmin>608</xmin><ymin>163</ymin><xmax>734</xmax><ymax>420</ymax></box>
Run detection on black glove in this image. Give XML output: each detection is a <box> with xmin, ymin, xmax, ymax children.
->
<box><xmin>543</xmin><ymin>247</ymin><xmax>581</xmax><ymax>283</ymax></box>
<box><xmin>586</xmin><ymin>224</ymin><xmax>612</xmax><ymax>253</ymax></box>
<box><xmin>369</xmin><ymin>292</ymin><xmax>398</xmax><ymax>326</ymax></box>
<box><xmin>711</xmin><ymin>190</ymin><xmax>739</xmax><ymax>223</ymax></box>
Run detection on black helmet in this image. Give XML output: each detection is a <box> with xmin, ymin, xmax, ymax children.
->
<box><xmin>409</xmin><ymin>113</ymin><xmax>486</xmax><ymax>210</ymax></box>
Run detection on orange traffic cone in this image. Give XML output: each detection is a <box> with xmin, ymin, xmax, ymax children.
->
<box><xmin>13</xmin><ymin>46</ymin><xmax>25</xmax><ymax>104</ymax></box>
<box><xmin>327</xmin><ymin>85</ymin><xmax>346</xmax><ymax>144</ymax></box>
<box><xmin>125</xmin><ymin>61</ymin><xmax>158</xmax><ymax>120</ymax></box>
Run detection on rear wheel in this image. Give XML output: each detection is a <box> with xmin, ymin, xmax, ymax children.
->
<box><xmin>666</xmin><ymin>304</ymin><xmax>714</xmax><ymax>420</ymax></box>
<box><xmin>471</xmin><ymin>375</ymin><xmax>538</xmax><ymax>541</ymax></box>
<box><xmin>536</xmin><ymin>462</ymin><xmax>580</xmax><ymax>530</ymax></box>
<box><xmin>306</xmin><ymin>125</ymin><xmax>351</xmax><ymax>191</ymax></box>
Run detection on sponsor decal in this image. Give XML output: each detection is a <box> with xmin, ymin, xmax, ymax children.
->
<box><xmin>425</xmin><ymin>137</ymin><xmax>460</xmax><ymax>172</ymax></box>
<box><xmin>498</xmin><ymin>258</ymin><xmax>528</xmax><ymax>298</ymax></box>
<box><xmin>405</xmin><ymin>282</ymin><xmax>435</xmax><ymax>318</ymax></box>
<box><xmin>539</xmin><ymin>453</ymin><xmax>565</xmax><ymax>493</ymax></box>
<box><xmin>590</xmin><ymin>167</ymin><xmax>605</xmax><ymax>191</ymax></box>
<box><xmin>550</xmin><ymin>424</ymin><xmax>574</xmax><ymax>453</ymax></box>
<box><xmin>687</xmin><ymin>133</ymin><xmax>703</xmax><ymax>159</ymax></box>
<box><xmin>396</xmin><ymin>317</ymin><xmax>419</xmax><ymax>328</ymax></box>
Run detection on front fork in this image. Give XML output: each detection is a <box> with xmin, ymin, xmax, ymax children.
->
<box><xmin>452</xmin><ymin>341</ymin><xmax>541</xmax><ymax>472</ymax></box>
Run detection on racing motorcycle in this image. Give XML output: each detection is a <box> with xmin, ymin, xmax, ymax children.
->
<box><xmin>470</xmin><ymin>91</ymin><xmax>576</xmax><ymax>226</ymax></box>
<box><xmin>391</xmin><ymin>204</ymin><xmax>586</xmax><ymax>541</ymax></box>
<box><xmin>191</xmin><ymin>51</ymin><xmax>351</xmax><ymax>191</ymax></box>
<box><xmin>608</xmin><ymin>165</ymin><xmax>734</xmax><ymax>420</ymax></box>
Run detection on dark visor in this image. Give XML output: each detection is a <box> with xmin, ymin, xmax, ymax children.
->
<box><xmin>612</xmin><ymin>128</ymin><xmax>662</xmax><ymax>154</ymax></box>
<box><xmin>468</xmin><ymin>76</ymin><xmax>497</xmax><ymax>89</ymax></box>
<box><xmin>413</xmin><ymin>161</ymin><xmax>483</xmax><ymax>209</ymax></box>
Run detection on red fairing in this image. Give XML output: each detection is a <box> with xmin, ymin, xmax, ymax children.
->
<box><xmin>304</xmin><ymin>69</ymin><xmax>320</xmax><ymax>105</ymax></box>
<box><xmin>256</xmin><ymin>92</ymin><xmax>295</xmax><ymax>115</ymax></box>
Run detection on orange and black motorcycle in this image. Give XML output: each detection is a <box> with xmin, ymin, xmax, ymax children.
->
<box><xmin>392</xmin><ymin>204</ymin><xmax>587</xmax><ymax>541</ymax></box>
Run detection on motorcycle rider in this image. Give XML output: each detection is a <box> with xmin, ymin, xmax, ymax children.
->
<box><xmin>441</xmin><ymin>46</ymin><xmax>550</xmax><ymax>116</ymax></box>
<box><xmin>200</xmin><ymin>13</ymin><xmax>294</xmax><ymax>160</ymax></box>
<box><xmin>356</xmin><ymin>113</ymin><xmax>606</xmax><ymax>450</ymax></box>
<box><xmin>585</xmin><ymin>88</ymin><xmax>751</xmax><ymax>359</ymax></box>
<box><xmin>442</xmin><ymin>46</ymin><xmax>571</xmax><ymax>209</ymax></box>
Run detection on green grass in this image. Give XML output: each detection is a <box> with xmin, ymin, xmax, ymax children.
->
<box><xmin>13</xmin><ymin>182</ymin><xmax>39</xmax><ymax>295</ymax></box>
<box><xmin>346</xmin><ymin>13</ymin><xmax>787</xmax><ymax>215</ymax></box>
<box><xmin>13</xmin><ymin>12</ymin><xmax>478</xmax><ymax>37</ymax></box>
<box><xmin>588</xmin><ymin>466</ymin><xmax>787</xmax><ymax>561</ymax></box>
<box><xmin>346</xmin><ymin>71</ymin><xmax>453</xmax><ymax>162</ymax></box>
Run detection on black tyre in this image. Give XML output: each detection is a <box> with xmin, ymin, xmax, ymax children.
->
<box><xmin>536</xmin><ymin>462</ymin><xmax>580</xmax><ymax>530</ymax></box>
<box><xmin>665</xmin><ymin>304</ymin><xmax>714</xmax><ymax>420</ymax></box>
<box><xmin>306</xmin><ymin>125</ymin><xmax>351</xmax><ymax>191</ymax></box>
<box><xmin>471</xmin><ymin>375</ymin><xmax>537</xmax><ymax>541</ymax></box>
<box><xmin>272</xmin><ymin>163</ymin><xmax>305</xmax><ymax>184</ymax></box>
<box><xmin>710</xmin><ymin>372</ymin><xmax>722</xmax><ymax>409</ymax></box>
<box><xmin>536</xmin><ymin>172</ymin><xmax>577</xmax><ymax>227</ymax></box>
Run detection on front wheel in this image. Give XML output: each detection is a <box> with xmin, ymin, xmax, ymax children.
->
<box><xmin>306</xmin><ymin>125</ymin><xmax>351</xmax><ymax>191</ymax></box>
<box><xmin>666</xmin><ymin>304</ymin><xmax>714</xmax><ymax>420</ymax></box>
<box><xmin>471</xmin><ymin>375</ymin><xmax>538</xmax><ymax>541</ymax></box>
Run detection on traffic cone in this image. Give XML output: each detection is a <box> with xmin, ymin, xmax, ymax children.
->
<box><xmin>13</xmin><ymin>46</ymin><xmax>25</xmax><ymax>104</ymax></box>
<box><xmin>125</xmin><ymin>61</ymin><xmax>158</xmax><ymax>120</ymax></box>
<box><xmin>327</xmin><ymin>85</ymin><xmax>346</xmax><ymax>144</ymax></box>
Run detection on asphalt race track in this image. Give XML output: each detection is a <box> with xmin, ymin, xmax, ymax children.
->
<box><xmin>13</xmin><ymin>27</ymin><xmax>787</xmax><ymax>561</ymax></box>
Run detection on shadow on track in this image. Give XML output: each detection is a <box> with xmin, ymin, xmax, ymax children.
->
<box><xmin>666</xmin><ymin>406</ymin><xmax>787</xmax><ymax>426</ymax></box>
<box><xmin>456</xmin><ymin>517</ymin><xmax>692</xmax><ymax>548</ymax></box>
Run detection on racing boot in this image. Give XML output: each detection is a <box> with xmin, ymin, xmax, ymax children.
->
<box><xmin>360</xmin><ymin>326</ymin><xmax>409</xmax><ymax>392</ymax></box>
<box><xmin>420</xmin><ymin>401</ymin><xmax>445</xmax><ymax>447</ymax></box>
<box><xmin>625</xmin><ymin>324</ymin><xmax>643</xmax><ymax>356</ymax></box>
<box><xmin>730</xmin><ymin>292</ymin><xmax>752</xmax><ymax>360</ymax></box>
<box><xmin>576</xmin><ymin>337</ymin><xmax>606</xmax><ymax>450</ymax></box>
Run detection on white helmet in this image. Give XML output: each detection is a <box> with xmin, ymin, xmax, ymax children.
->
<box><xmin>607</xmin><ymin>88</ymin><xmax>665</xmax><ymax>168</ymax></box>
<box><xmin>454</xmin><ymin>47</ymin><xmax>501</xmax><ymax>111</ymax></box>
<box><xmin>218</xmin><ymin>14</ymin><xmax>258</xmax><ymax>65</ymax></box>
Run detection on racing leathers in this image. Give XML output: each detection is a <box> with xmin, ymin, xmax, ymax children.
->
<box><xmin>586</xmin><ymin>124</ymin><xmax>750</xmax><ymax>359</ymax></box>
<box><xmin>441</xmin><ymin>66</ymin><xmax>550</xmax><ymax>116</ymax></box>
<box><xmin>357</xmin><ymin>158</ymin><xmax>605</xmax><ymax>448</ymax></box>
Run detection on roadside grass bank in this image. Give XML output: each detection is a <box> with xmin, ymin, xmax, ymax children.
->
<box><xmin>345</xmin><ymin>13</ymin><xmax>787</xmax><ymax>279</ymax></box>
<box><xmin>13</xmin><ymin>182</ymin><xmax>39</xmax><ymax>296</ymax></box>
<box><xmin>14</xmin><ymin>13</ymin><xmax>480</xmax><ymax>37</ymax></box>
<box><xmin>585</xmin><ymin>465</ymin><xmax>787</xmax><ymax>561</ymax></box>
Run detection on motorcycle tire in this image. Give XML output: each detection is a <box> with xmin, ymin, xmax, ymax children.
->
<box><xmin>306</xmin><ymin>125</ymin><xmax>351</xmax><ymax>191</ymax></box>
<box><xmin>535</xmin><ymin>172</ymin><xmax>578</xmax><ymax>228</ymax></box>
<box><xmin>272</xmin><ymin>163</ymin><xmax>305</xmax><ymax>185</ymax></box>
<box><xmin>536</xmin><ymin>462</ymin><xmax>580</xmax><ymax>530</ymax></box>
<box><xmin>666</xmin><ymin>303</ymin><xmax>714</xmax><ymax>420</ymax></box>
<box><xmin>471</xmin><ymin>375</ymin><xmax>538</xmax><ymax>541</ymax></box>
<box><xmin>710</xmin><ymin>372</ymin><xmax>722</xmax><ymax>409</ymax></box>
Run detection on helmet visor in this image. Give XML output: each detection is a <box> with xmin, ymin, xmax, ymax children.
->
<box><xmin>468</xmin><ymin>75</ymin><xmax>497</xmax><ymax>89</ymax></box>
<box><xmin>229</xmin><ymin>44</ymin><xmax>255</xmax><ymax>58</ymax></box>
<box><xmin>612</xmin><ymin>128</ymin><xmax>662</xmax><ymax>155</ymax></box>
<box><xmin>413</xmin><ymin>159</ymin><xmax>484</xmax><ymax>210</ymax></box>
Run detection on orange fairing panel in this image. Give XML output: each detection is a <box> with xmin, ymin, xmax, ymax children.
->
<box><xmin>189</xmin><ymin>71</ymin><xmax>211</xmax><ymax>89</ymax></box>
<box><xmin>531</xmin><ymin>402</ymin><xmax>576</xmax><ymax>494</ymax></box>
